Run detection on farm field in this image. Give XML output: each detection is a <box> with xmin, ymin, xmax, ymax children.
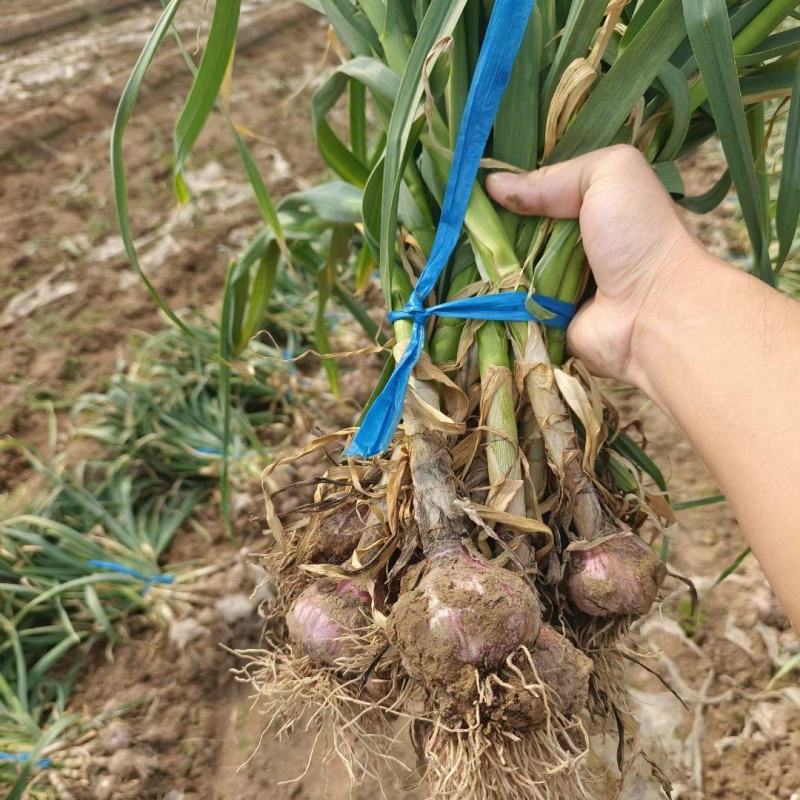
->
<box><xmin>1</xmin><ymin>2</ymin><xmax>798</xmax><ymax>799</ymax></box>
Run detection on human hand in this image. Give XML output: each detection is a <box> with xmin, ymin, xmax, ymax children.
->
<box><xmin>486</xmin><ymin>145</ymin><xmax>707</xmax><ymax>386</ymax></box>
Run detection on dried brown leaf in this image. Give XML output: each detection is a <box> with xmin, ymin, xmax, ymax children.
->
<box><xmin>261</xmin><ymin>430</ymin><xmax>354</xmax><ymax>548</ymax></box>
<box><xmin>554</xmin><ymin>368</ymin><xmax>604</xmax><ymax>472</ymax></box>
<box><xmin>543</xmin><ymin>58</ymin><xmax>596</xmax><ymax>159</ymax></box>
<box><xmin>404</xmin><ymin>386</ymin><xmax>465</xmax><ymax>436</ymax></box>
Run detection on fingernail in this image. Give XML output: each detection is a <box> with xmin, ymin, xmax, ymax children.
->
<box><xmin>486</xmin><ymin>171</ymin><xmax>517</xmax><ymax>193</ymax></box>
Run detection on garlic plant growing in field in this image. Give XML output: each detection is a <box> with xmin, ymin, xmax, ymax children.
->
<box><xmin>117</xmin><ymin>0</ymin><xmax>800</xmax><ymax>796</ymax></box>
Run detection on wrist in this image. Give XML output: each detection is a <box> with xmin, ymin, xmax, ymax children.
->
<box><xmin>625</xmin><ymin>243</ymin><xmax>724</xmax><ymax>400</ymax></box>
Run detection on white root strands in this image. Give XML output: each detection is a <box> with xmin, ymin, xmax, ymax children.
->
<box><xmin>421</xmin><ymin>712</ymin><xmax>593</xmax><ymax>800</ymax></box>
<box><xmin>233</xmin><ymin>636</ymin><xmax>416</xmax><ymax>790</ymax></box>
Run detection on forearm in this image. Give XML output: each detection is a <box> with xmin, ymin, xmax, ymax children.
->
<box><xmin>630</xmin><ymin>253</ymin><xmax>800</xmax><ymax>626</ymax></box>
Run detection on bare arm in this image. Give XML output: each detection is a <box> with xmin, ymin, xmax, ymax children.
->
<box><xmin>487</xmin><ymin>145</ymin><xmax>800</xmax><ymax>627</ymax></box>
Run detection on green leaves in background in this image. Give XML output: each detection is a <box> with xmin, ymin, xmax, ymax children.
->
<box><xmin>653</xmin><ymin>63</ymin><xmax>692</xmax><ymax>162</ymax></box>
<box><xmin>611</xmin><ymin>430</ymin><xmax>668</xmax><ymax>494</ymax></box>
<box><xmin>769</xmin><ymin>651</ymin><xmax>800</xmax><ymax>688</ymax></box>
<box><xmin>320</xmin><ymin>0</ymin><xmax>379</xmax><ymax>57</ymax></box>
<box><xmin>219</xmin><ymin>235</ymin><xmax>285</xmax><ymax>528</ymax></box>
<box><xmin>311</xmin><ymin>57</ymin><xmax>399</xmax><ymax>185</ymax></box>
<box><xmin>712</xmin><ymin>546</ymin><xmax>752</xmax><ymax>588</ymax></box>
<box><xmin>232</xmin><ymin>131</ymin><xmax>287</xmax><ymax>258</ymax></box>
<box><xmin>543</xmin><ymin>0</ymin><xmax>606</xmax><ymax>111</ymax></box>
<box><xmin>165</xmin><ymin>14</ymin><xmax>287</xmax><ymax>257</ymax></box>
<box><xmin>377</xmin><ymin>0</ymin><xmax>468</xmax><ymax>304</ymax></box>
<box><xmin>316</xmin><ymin>228</ymin><xmax>351</xmax><ymax>396</ymax></box>
<box><xmin>232</xmin><ymin>243</ymin><xmax>280</xmax><ymax>356</ymax></box>
<box><xmin>112</xmin><ymin>0</ymin><xmax>285</xmax><ymax>339</ymax></box>
<box><xmin>350</xmin><ymin>80</ymin><xmax>368</xmax><ymax>161</ymax></box>
<box><xmin>495</xmin><ymin>5</ymin><xmax>543</xmax><ymax>171</ymax></box>
<box><xmin>684</xmin><ymin>0</ymin><xmax>772</xmax><ymax>284</ymax></box>
<box><xmin>777</xmin><ymin>60</ymin><xmax>800</xmax><ymax>270</ymax></box>
<box><xmin>551</xmin><ymin>0</ymin><xmax>687</xmax><ymax>161</ymax></box>
<box><xmin>283</xmin><ymin>181</ymin><xmax>364</xmax><ymax>225</ymax></box>
<box><xmin>110</xmin><ymin>0</ymin><xmax>187</xmax><ymax>333</ymax></box>
<box><xmin>173</xmin><ymin>0</ymin><xmax>241</xmax><ymax>201</ymax></box>
<box><xmin>679</xmin><ymin>169</ymin><xmax>733</xmax><ymax>214</ymax></box>
<box><xmin>672</xmin><ymin>493</ymin><xmax>726</xmax><ymax>511</ymax></box>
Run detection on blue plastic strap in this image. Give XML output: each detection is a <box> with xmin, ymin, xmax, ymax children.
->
<box><xmin>88</xmin><ymin>559</ymin><xmax>175</xmax><ymax>588</ymax></box>
<box><xmin>0</xmin><ymin>752</ymin><xmax>52</xmax><ymax>769</ymax></box>
<box><xmin>346</xmin><ymin>0</ymin><xmax>570</xmax><ymax>458</ymax></box>
<box><xmin>388</xmin><ymin>292</ymin><xmax>574</xmax><ymax>328</ymax></box>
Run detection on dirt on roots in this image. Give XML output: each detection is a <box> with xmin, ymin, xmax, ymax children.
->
<box><xmin>387</xmin><ymin>551</ymin><xmax>542</xmax><ymax>715</ymax></box>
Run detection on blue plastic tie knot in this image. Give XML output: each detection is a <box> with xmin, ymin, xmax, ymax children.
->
<box><xmin>387</xmin><ymin>306</ymin><xmax>429</xmax><ymax>325</ymax></box>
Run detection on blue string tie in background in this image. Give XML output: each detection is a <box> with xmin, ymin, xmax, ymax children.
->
<box><xmin>0</xmin><ymin>752</ymin><xmax>52</xmax><ymax>769</ymax></box>
<box><xmin>194</xmin><ymin>446</ymin><xmax>223</xmax><ymax>457</ymax></box>
<box><xmin>88</xmin><ymin>559</ymin><xmax>175</xmax><ymax>591</ymax></box>
<box><xmin>345</xmin><ymin>0</ymin><xmax>574</xmax><ymax>459</ymax></box>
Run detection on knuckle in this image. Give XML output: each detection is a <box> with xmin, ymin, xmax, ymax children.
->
<box><xmin>607</xmin><ymin>143</ymin><xmax>645</xmax><ymax>168</ymax></box>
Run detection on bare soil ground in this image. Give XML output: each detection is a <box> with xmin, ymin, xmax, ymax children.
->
<box><xmin>1</xmin><ymin>3</ymin><xmax>798</xmax><ymax>799</ymax></box>
<box><xmin>0</xmin><ymin>0</ymin><xmax>327</xmax><ymax>483</ymax></box>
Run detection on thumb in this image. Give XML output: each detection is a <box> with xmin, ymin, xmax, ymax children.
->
<box><xmin>565</xmin><ymin>298</ymin><xmax>600</xmax><ymax>368</ymax></box>
<box><xmin>485</xmin><ymin>144</ymin><xmax>655</xmax><ymax>219</ymax></box>
<box><xmin>566</xmin><ymin>297</ymin><xmax>633</xmax><ymax>382</ymax></box>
